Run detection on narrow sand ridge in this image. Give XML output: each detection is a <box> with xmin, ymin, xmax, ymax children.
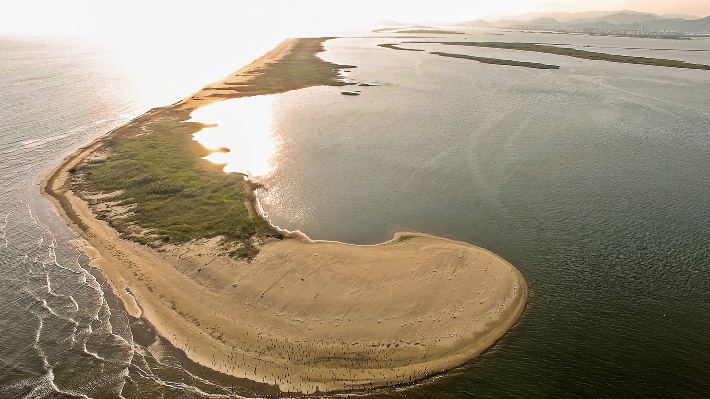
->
<box><xmin>42</xmin><ymin>37</ymin><xmax>527</xmax><ymax>395</ymax></box>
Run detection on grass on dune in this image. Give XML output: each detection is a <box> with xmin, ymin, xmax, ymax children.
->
<box><xmin>204</xmin><ymin>38</ymin><xmax>355</xmax><ymax>99</ymax></box>
<box><xmin>76</xmin><ymin>113</ymin><xmax>271</xmax><ymax>260</ymax></box>
<box><xmin>72</xmin><ymin>38</ymin><xmax>351</xmax><ymax>261</ymax></box>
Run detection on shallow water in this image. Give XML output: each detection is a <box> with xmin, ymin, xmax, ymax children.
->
<box><xmin>0</xmin><ymin>34</ymin><xmax>141</xmax><ymax>398</ymax></box>
<box><xmin>2</xmin><ymin>29</ymin><xmax>710</xmax><ymax>398</ymax></box>
<box><xmin>0</xmin><ymin>34</ymin><xmax>280</xmax><ymax>399</ymax></box>
<box><xmin>203</xmin><ymin>30</ymin><xmax>710</xmax><ymax>397</ymax></box>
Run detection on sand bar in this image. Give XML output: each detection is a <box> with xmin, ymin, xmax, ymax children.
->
<box><xmin>42</xmin><ymin>37</ymin><xmax>527</xmax><ymax>395</ymax></box>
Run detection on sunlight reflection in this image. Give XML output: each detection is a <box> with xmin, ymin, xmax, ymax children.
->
<box><xmin>190</xmin><ymin>96</ymin><xmax>277</xmax><ymax>176</ymax></box>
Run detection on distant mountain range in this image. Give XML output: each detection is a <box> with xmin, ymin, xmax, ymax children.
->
<box><xmin>372</xmin><ymin>19</ymin><xmax>409</xmax><ymax>27</ymax></box>
<box><xmin>455</xmin><ymin>11</ymin><xmax>710</xmax><ymax>33</ymax></box>
<box><xmin>481</xmin><ymin>10</ymin><xmax>701</xmax><ymax>23</ymax></box>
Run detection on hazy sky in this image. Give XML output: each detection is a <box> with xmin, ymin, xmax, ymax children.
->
<box><xmin>2</xmin><ymin>0</ymin><xmax>708</xmax><ymax>39</ymax></box>
<box><xmin>3</xmin><ymin>0</ymin><xmax>706</xmax><ymax>107</ymax></box>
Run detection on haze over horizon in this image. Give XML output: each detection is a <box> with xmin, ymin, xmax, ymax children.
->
<box><xmin>3</xmin><ymin>0</ymin><xmax>708</xmax><ymax>114</ymax></box>
<box><xmin>2</xmin><ymin>0</ymin><xmax>709</xmax><ymax>40</ymax></box>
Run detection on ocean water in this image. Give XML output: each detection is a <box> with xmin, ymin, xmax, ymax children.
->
<box><xmin>0</xmin><ymin>34</ymin><xmax>142</xmax><ymax>398</ymax></box>
<box><xmin>200</xmin><ymin>30</ymin><xmax>710</xmax><ymax>398</ymax></box>
<box><xmin>2</xmin><ymin>28</ymin><xmax>710</xmax><ymax>398</ymax></box>
<box><xmin>0</xmin><ymin>33</ymin><xmax>280</xmax><ymax>398</ymax></box>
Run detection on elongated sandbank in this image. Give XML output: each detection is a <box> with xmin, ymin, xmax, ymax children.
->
<box><xmin>42</xmin><ymin>37</ymin><xmax>527</xmax><ymax>395</ymax></box>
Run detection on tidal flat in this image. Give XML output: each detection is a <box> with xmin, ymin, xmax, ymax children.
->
<box><xmin>429</xmin><ymin>41</ymin><xmax>710</xmax><ymax>69</ymax></box>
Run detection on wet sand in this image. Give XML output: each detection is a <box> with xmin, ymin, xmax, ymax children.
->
<box><xmin>42</xmin><ymin>38</ymin><xmax>528</xmax><ymax>395</ymax></box>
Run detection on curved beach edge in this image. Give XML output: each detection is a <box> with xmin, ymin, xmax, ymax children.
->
<box><xmin>40</xmin><ymin>38</ymin><xmax>528</xmax><ymax>396</ymax></box>
<box><xmin>42</xmin><ymin>148</ymin><xmax>528</xmax><ymax>394</ymax></box>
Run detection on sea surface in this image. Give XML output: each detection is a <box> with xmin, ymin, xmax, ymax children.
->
<box><xmin>3</xmin><ymin>29</ymin><xmax>710</xmax><ymax>398</ymax></box>
<box><xmin>0</xmin><ymin>33</ymin><xmax>281</xmax><ymax>398</ymax></box>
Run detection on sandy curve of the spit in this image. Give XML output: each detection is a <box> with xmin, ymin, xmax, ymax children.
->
<box><xmin>42</xmin><ymin>145</ymin><xmax>527</xmax><ymax>395</ymax></box>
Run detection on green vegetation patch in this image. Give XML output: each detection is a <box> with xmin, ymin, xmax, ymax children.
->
<box><xmin>76</xmin><ymin>110</ymin><xmax>272</xmax><ymax>260</ymax></box>
<box><xmin>378</xmin><ymin>42</ymin><xmax>559</xmax><ymax>68</ymax></box>
<box><xmin>71</xmin><ymin>38</ymin><xmax>352</xmax><ymax>261</ymax></box>
<box><xmin>377</xmin><ymin>43</ymin><xmax>425</xmax><ymax>52</ymax></box>
<box><xmin>206</xmin><ymin>38</ymin><xmax>355</xmax><ymax>98</ymax></box>
<box><xmin>395</xmin><ymin>30</ymin><xmax>465</xmax><ymax>35</ymax></box>
<box><xmin>430</xmin><ymin>51</ymin><xmax>560</xmax><ymax>69</ymax></box>
<box><xmin>430</xmin><ymin>42</ymin><xmax>710</xmax><ymax>70</ymax></box>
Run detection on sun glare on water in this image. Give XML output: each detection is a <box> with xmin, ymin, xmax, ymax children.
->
<box><xmin>190</xmin><ymin>96</ymin><xmax>277</xmax><ymax>177</ymax></box>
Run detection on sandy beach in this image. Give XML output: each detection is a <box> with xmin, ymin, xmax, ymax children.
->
<box><xmin>42</xmin><ymin>38</ymin><xmax>527</xmax><ymax>395</ymax></box>
<box><xmin>179</xmin><ymin>38</ymin><xmax>297</xmax><ymax>108</ymax></box>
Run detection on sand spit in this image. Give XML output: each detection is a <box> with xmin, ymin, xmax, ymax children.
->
<box><xmin>42</xmin><ymin>38</ymin><xmax>528</xmax><ymax>395</ymax></box>
<box><xmin>179</xmin><ymin>38</ymin><xmax>297</xmax><ymax>108</ymax></box>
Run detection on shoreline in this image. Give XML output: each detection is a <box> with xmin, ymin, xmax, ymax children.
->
<box><xmin>75</xmin><ymin>241</ymin><xmax>295</xmax><ymax>397</ymax></box>
<box><xmin>41</xmin><ymin>37</ymin><xmax>528</xmax><ymax>395</ymax></box>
